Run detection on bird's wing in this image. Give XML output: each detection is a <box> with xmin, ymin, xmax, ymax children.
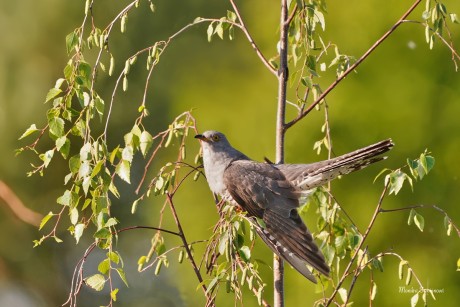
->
<box><xmin>277</xmin><ymin>139</ymin><xmax>393</xmax><ymax>189</ymax></box>
<box><xmin>223</xmin><ymin>160</ymin><xmax>329</xmax><ymax>280</ymax></box>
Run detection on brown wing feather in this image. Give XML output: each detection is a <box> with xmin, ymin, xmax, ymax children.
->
<box><xmin>223</xmin><ymin>160</ymin><xmax>329</xmax><ymax>280</ymax></box>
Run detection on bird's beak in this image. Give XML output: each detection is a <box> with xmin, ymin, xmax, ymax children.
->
<box><xmin>194</xmin><ymin>134</ymin><xmax>209</xmax><ymax>142</ymax></box>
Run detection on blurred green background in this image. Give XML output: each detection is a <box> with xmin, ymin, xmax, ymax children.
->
<box><xmin>1</xmin><ymin>0</ymin><xmax>459</xmax><ymax>306</ymax></box>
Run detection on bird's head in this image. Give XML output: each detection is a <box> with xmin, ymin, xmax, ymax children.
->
<box><xmin>194</xmin><ymin>130</ymin><xmax>231</xmax><ymax>149</ymax></box>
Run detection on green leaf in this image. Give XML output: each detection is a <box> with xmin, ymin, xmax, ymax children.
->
<box><xmin>386</xmin><ymin>170</ymin><xmax>411</xmax><ymax>195</ymax></box>
<box><xmin>110</xmin><ymin>288</ymin><xmax>119</xmax><ymax>302</ymax></box>
<box><xmin>372</xmin><ymin>258</ymin><xmax>384</xmax><ymax>272</ymax></box>
<box><xmin>116</xmin><ymin>160</ymin><xmax>131</xmax><ymax>183</ymax></box>
<box><xmin>79</xmin><ymin>161</ymin><xmax>91</xmax><ymax>178</ymax></box>
<box><xmin>122</xmin><ymin>76</ymin><xmax>128</xmax><ymax>91</ymax></box>
<box><xmin>98</xmin><ymin>258</ymin><xmax>111</xmax><ymax>275</ymax></box>
<box><xmin>56</xmin><ymin>136</ymin><xmax>67</xmax><ymax>151</ymax></box>
<box><xmin>227</xmin><ymin>10</ymin><xmax>237</xmax><ymax>22</ymax></box>
<box><xmin>66</xmin><ymin>31</ymin><xmax>79</xmax><ymax>54</ymax></box>
<box><xmin>131</xmin><ymin>199</ymin><xmax>140</xmax><ymax>214</ymax></box>
<box><xmin>78</xmin><ymin>61</ymin><xmax>92</xmax><ymax>88</ymax></box>
<box><xmin>69</xmin><ymin>155</ymin><xmax>81</xmax><ymax>174</ymax></box>
<box><xmin>338</xmin><ymin>288</ymin><xmax>348</xmax><ymax>303</ymax></box>
<box><xmin>85</xmin><ymin>274</ymin><xmax>106</xmax><ymax>291</ymax></box>
<box><xmin>70</xmin><ymin>207</ymin><xmax>79</xmax><ymax>225</ymax></box>
<box><xmin>322</xmin><ymin>244</ymin><xmax>335</xmax><ymax>265</ymax></box>
<box><xmin>370</xmin><ymin>281</ymin><xmax>377</xmax><ymax>301</ymax></box>
<box><xmin>207</xmin><ymin>23</ymin><xmax>214</xmax><ymax>42</ymax></box>
<box><xmin>398</xmin><ymin>260</ymin><xmax>408</xmax><ymax>280</ymax></box>
<box><xmin>56</xmin><ymin>136</ymin><xmax>70</xmax><ymax>159</ymax></box>
<box><xmin>40</xmin><ymin>149</ymin><xmax>55</xmax><ymax>168</ymax></box>
<box><xmin>238</xmin><ymin>246</ymin><xmax>251</xmax><ymax>262</ymax></box>
<box><xmin>414</xmin><ymin>213</ymin><xmax>425</xmax><ymax>232</ymax></box>
<box><xmin>406</xmin><ymin>267</ymin><xmax>413</xmax><ymax>285</ymax></box>
<box><xmin>94</xmin><ymin>228</ymin><xmax>112</xmax><ymax>239</ymax></box>
<box><xmin>74</xmin><ymin>223</ymin><xmax>84</xmax><ymax>244</ymax></box>
<box><xmin>121</xmin><ymin>146</ymin><xmax>134</xmax><ymax>163</ymax></box>
<box><xmin>105</xmin><ymin>217</ymin><xmax>118</xmax><ymax>228</ymax></box>
<box><xmin>95</xmin><ymin>96</ymin><xmax>105</xmax><ymax>120</ymax></box>
<box><xmin>115</xmin><ymin>268</ymin><xmax>129</xmax><ymax>287</ymax></box>
<box><xmin>39</xmin><ymin>211</ymin><xmax>54</xmax><ymax>230</ymax></box>
<box><xmin>45</xmin><ymin>88</ymin><xmax>62</xmax><ymax>103</ymax></box>
<box><xmin>108</xmin><ymin>251</ymin><xmax>120</xmax><ymax>264</ymax></box>
<box><xmin>109</xmin><ymin>182</ymin><xmax>120</xmax><ymax>198</ymax></box>
<box><xmin>411</xmin><ymin>293</ymin><xmax>419</xmax><ymax>307</ymax></box>
<box><xmin>215</xmin><ymin>22</ymin><xmax>224</xmax><ymax>39</ymax></box>
<box><xmin>408</xmin><ymin>209</ymin><xmax>416</xmax><ymax>225</ymax></box>
<box><xmin>140</xmin><ymin>131</ymin><xmax>153</xmax><ymax>157</ymax></box>
<box><xmin>19</xmin><ymin>124</ymin><xmax>38</xmax><ymax>140</ymax></box>
<box><xmin>57</xmin><ymin>190</ymin><xmax>71</xmax><ymax>206</ymax></box>
<box><xmin>207</xmin><ymin>276</ymin><xmax>219</xmax><ymax>294</ymax></box>
<box><xmin>91</xmin><ymin>160</ymin><xmax>104</xmax><ymax>178</ymax></box>
<box><xmin>218</xmin><ymin>233</ymin><xmax>229</xmax><ymax>255</ymax></box>
<box><xmin>48</xmin><ymin>117</ymin><xmax>65</xmax><ymax>138</ymax></box>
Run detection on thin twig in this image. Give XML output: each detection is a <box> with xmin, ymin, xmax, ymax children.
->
<box><xmin>380</xmin><ymin>204</ymin><xmax>460</xmax><ymax>237</ymax></box>
<box><xmin>285</xmin><ymin>0</ymin><xmax>423</xmax><ymax>130</ymax></box>
<box><xmin>228</xmin><ymin>0</ymin><xmax>277</xmax><ymax>75</ymax></box>
<box><xmin>165</xmin><ymin>192</ymin><xmax>213</xmax><ymax>304</ymax></box>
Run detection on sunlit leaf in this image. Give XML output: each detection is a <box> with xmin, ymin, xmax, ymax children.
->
<box><xmin>116</xmin><ymin>160</ymin><xmax>131</xmax><ymax>183</ymax></box>
<box><xmin>98</xmin><ymin>258</ymin><xmax>110</xmax><ymax>275</ymax></box>
<box><xmin>94</xmin><ymin>228</ymin><xmax>112</xmax><ymax>239</ymax></box>
<box><xmin>411</xmin><ymin>293</ymin><xmax>419</xmax><ymax>307</ymax></box>
<box><xmin>74</xmin><ymin>223</ymin><xmax>84</xmax><ymax>244</ymax></box>
<box><xmin>66</xmin><ymin>31</ymin><xmax>79</xmax><ymax>54</ymax></box>
<box><xmin>115</xmin><ymin>268</ymin><xmax>129</xmax><ymax>287</ymax></box>
<box><xmin>414</xmin><ymin>213</ymin><xmax>425</xmax><ymax>232</ymax></box>
<box><xmin>238</xmin><ymin>246</ymin><xmax>251</xmax><ymax>262</ymax></box>
<box><xmin>85</xmin><ymin>274</ymin><xmax>106</xmax><ymax>291</ymax></box>
<box><xmin>70</xmin><ymin>207</ymin><xmax>78</xmax><ymax>225</ymax></box>
<box><xmin>140</xmin><ymin>131</ymin><xmax>153</xmax><ymax>157</ymax></box>
<box><xmin>48</xmin><ymin>117</ymin><xmax>65</xmax><ymax>138</ymax></box>
<box><xmin>19</xmin><ymin>124</ymin><xmax>38</xmax><ymax>140</ymax></box>
<box><xmin>39</xmin><ymin>211</ymin><xmax>54</xmax><ymax>230</ymax></box>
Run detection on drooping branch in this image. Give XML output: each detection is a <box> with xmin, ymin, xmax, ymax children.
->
<box><xmin>229</xmin><ymin>0</ymin><xmax>277</xmax><ymax>75</ymax></box>
<box><xmin>285</xmin><ymin>0</ymin><xmax>423</xmax><ymax>130</ymax></box>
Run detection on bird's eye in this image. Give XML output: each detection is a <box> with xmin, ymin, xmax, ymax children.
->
<box><xmin>211</xmin><ymin>134</ymin><xmax>220</xmax><ymax>142</ymax></box>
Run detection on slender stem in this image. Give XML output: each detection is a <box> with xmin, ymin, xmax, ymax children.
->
<box><xmin>229</xmin><ymin>0</ymin><xmax>277</xmax><ymax>75</ymax></box>
<box><xmin>274</xmin><ymin>1</ymin><xmax>289</xmax><ymax>306</ymax></box>
<box><xmin>285</xmin><ymin>0</ymin><xmax>423</xmax><ymax>130</ymax></box>
<box><xmin>165</xmin><ymin>193</ymin><xmax>213</xmax><ymax>305</ymax></box>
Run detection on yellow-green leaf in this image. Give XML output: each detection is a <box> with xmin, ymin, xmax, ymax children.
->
<box><xmin>85</xmin><ymin>274</ymin><xmax>106</xmax><ymax>291</ymax></box>
<box><xmin>19</xmin><ymin>124</ymin><xmax>38</xmax><ymax>140</ymax></box>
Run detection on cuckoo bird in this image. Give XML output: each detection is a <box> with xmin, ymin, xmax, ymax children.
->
<box><xmin>195</xmin><ymin>131</ymin><xmax>393</xmax><ymax>283</ymax></box>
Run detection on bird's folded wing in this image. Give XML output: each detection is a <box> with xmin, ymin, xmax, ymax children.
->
<box><xmin>223</xmin><ymin>160</ymin><xmax>330</xmax><ymax>279</ymax></box>
<box><xmin>223</xmin><ymin>160</ymin><xmax>299</xmax><ymax>218</ymax></box>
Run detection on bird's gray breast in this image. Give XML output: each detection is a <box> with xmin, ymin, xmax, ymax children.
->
<box><xmin>202</xmin><ymin>146</ymin><xmax>232</xmax><ymax>196</ymax></box>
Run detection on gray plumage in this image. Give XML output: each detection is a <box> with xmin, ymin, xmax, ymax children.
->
<box><xmin>196</xmin><ymin>130</ymin><xmax>393</xmax><ymax>283</ymax></box>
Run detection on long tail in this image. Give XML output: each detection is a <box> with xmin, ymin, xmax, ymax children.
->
<box><xmin>278</xmin><ymin>139</ymin><xmax>394</xmax><ymax>190</ymax></box>
<box><xmin>250</xmin><ymin>212</ymin><xmax>330</xmax><ymax>283</ymax></box>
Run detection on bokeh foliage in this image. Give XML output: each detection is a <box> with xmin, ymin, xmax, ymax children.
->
<box><xmin>1</xmin><ymin>0</ymin><xmax>459</xmax><ymax>306</ymax></box>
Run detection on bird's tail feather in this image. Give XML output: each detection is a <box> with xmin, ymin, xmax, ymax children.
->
<box><xmin>250</xmin><ymin>209</ymin><xmax>330</xmax><ymax>282</ymax></box>
<box><xmin>287</xmin><ymin>139</ymin><xmax>394</xmax><ymax>189</ymax></box>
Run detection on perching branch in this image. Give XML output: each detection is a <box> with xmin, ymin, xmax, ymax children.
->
<box><xmin>274</xmin><ymin>0</ymin><xmax>290</xmax><ymax>306</ymax></box>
